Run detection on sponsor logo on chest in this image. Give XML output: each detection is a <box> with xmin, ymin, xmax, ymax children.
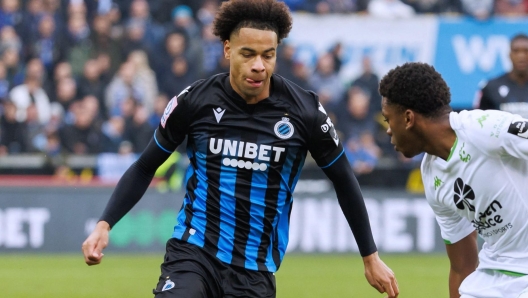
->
<box><xmin>209</xmin><ymin>138</ymin><xmax>286</xmax><ymax>171</ymax></box>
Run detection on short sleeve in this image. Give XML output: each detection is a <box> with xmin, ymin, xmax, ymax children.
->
<box><xmin>467</xmin><ymin>110</ymin><xmax>528</xmax><ymax>159</ymax></box>
<box><xmin>430</xmin><ymin>201</ymin><xmax>475</xmax><ymax>244</ymax></box>
<box><xmin>307</xmin><ymin>102</ymin><xmax>344</xmax><ymax>168</ymax></box>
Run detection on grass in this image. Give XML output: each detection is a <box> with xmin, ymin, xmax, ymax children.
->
<box><xmin>0</xmin><ymin>253</ymin><xmax>449</xmax><ymax>297</ymax></box>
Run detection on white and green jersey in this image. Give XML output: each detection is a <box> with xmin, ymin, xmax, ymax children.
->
<box><xmin>421</xmin><ymin>109</ymin><xmax>528</xmax><ymax>275</ymax></box>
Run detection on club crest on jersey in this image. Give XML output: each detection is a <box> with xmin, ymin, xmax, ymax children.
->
<box><xmin>274</xmin><ymin>117</ymin><xmax>294</xmax><ymax>139</ymax></box>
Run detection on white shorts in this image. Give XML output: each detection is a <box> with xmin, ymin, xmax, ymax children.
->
<box><xmin>460</xmin><ymin>269</ymin><xmax>528</xmax><ymax>298</ymax></box>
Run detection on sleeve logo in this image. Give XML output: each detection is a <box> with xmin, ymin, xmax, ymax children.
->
<box><xmin>161</xmin><ymin>96</ymin><xmax>178</xmax><ymax>128</ymax></box>
<box><xmin>507</xmin><ymin>120</ymin><xmax>528</xmax><ymax>139</ymax></box>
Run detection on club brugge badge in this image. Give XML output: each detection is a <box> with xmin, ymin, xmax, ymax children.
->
<box><xmin>162</xmin><ymin>279</ymin><xmax>175</xmax><ymax>291</ymax></box>
<box><xmin>274</xmin><ymin>117</ymin><xmax>294</xmax><ymax>139</ymax></box>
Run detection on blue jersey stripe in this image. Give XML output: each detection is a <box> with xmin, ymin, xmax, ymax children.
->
<box><xmin>187</xmin><ymin>152</ymin><xmax>209</xmax><ymax>248</ymax></box>
<box><xmin>264</xmin><ymin>149</ymin><xmax>296</xmax><ymax>271</ymax></box>
<box><xmin>216</xmin><ymin>161</ymin><xmax>237</xmax><ymax>263</ymax></box>
<box><xmin>244</xmin><ymin>161</ymin><xmax>270</xmax><ymax>270</ymax></box>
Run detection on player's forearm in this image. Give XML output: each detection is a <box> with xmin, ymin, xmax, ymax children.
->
<box><xmin>100</xmin><ymin>138</ymin><xmax>172</xmax><ymax>227</ymax></box>
<box><xmin>322</xmin><ymin>155</ymin><xmax>377</xmax><ymax>256</ymax></box>
<box><xmin>449</xmin><ymin>269</ymin><xmax>466</xmax><ymax>298</ymax></box>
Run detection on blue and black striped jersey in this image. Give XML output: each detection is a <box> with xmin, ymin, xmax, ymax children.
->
<box><xmin>155</xmin><ymin>73</ymin><xmax>344</xmax><ymax>272</ymax></box>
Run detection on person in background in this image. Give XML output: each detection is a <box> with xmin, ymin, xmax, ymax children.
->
<box><xmin>474</xmin><ymin>33</ymin><xmax>528</xmax><ymax>118</ymax></box>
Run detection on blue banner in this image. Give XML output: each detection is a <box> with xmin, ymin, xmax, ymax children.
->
<box><xmin>435</xmin><ymin>17</ymin><xmax>528</xmax><ymax>109</ymax></box>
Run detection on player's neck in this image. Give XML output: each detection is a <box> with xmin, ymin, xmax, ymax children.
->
<box><xmin>509</xmin><ymin>71</ymin><xmax>528</xmax><ymax>85</ymax></box>
<box><xmin>423</xmin><ymin>116</ymin><xmax>455</xmax><ymax>161</ymax></box>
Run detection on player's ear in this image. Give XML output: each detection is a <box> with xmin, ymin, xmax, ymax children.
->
<box><xmin>224</xmin><ymin>40</ymin><xmax>231</xmax><ymax>60</ymax></box>
<box><xmin>404</xmin><ymin>109</ymin><xmax>415</xmax><ymax>130</ymax></box>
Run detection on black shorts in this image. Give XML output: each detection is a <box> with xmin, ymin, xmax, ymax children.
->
<box><xmin>153</xmin><ymin>238</ymin><xmax>276</xmax><ymax>298</ymax></box>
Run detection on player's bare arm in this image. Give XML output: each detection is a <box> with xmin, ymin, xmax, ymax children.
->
<box><xmin>82</xmin><ymin>221</ymin><xmax>110</xmax><ymax>266</ymax></box>
<box><xmin>81</xmin><ymin>137</ymin><xmax>173</xmax><ymax>266</ymax></box>
<box><xmin>445</xmin><ymin>231</ymin><xmax>478</xmax><ymax>298</ymax></box>
<box><xmin>321</xmin><ymin>154</ymin><xmax>399</xmax><ymax>297</ymax></box>
<box><xmin>363</xmin><ymin>251</ymin><xmax>399</xmax><ymax>298</ymax></box>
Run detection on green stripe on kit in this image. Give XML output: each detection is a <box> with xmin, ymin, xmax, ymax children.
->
<box><xmin>497</xmin><ymin>270</ymin><xmax>527</xmax><ymax>277</ymax></box>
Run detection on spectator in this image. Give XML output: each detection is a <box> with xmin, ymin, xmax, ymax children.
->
<box><xmin>27</xmin><ymin>13</ymin><xmax>65</xmax><ymax>76</ymax></box>
<box><xmin>494</xmin><ymin>0</ymin><xmax>528</xmax><ymax>16</ymax></box>
<box><xmin>0</xmin><ymin>99</ymin><xmax>27</xmax><ymax>153</ymax></box>
<box><xmin>460</xmin><ymin>0</ymin><xmax>494</xmax><ymax>19</ymax></box>
<box><xmin>401</xmin><ymin>0</ymin><xmax>462</xmax><ymax>13</ymax></box>
<box><xmin>127</xmin><ymin>0</ymin><xmax>165</xmax><ymax>50</ymax></box>
<box><xmin>309</xmin><ymin>52</ymin><xmax>345</xmax><ymax>108</ymax></box>
<box><xmin>9</xmin><ymin>57</ymin><xmax>51</xmax><ymax>125</ymax></box>
<box><xmin>54</xmin><ymin>76</ymin><xmax>78</xmax><ymax>112</ymax></box>
<box><xmin>160</xmin><ymin>55</ymin><xmax>195</xmax><ymax>97</ymax></box>
<box><xmin>1</xmin><ymin>46</ymin><xmax>23</xmax><ymax>87</ymax></box>
<box><xmin>89</xmin><ymin>13</ymin><xmax>122</xmax><ymax>74</ymax></box>
<box><xmin>59</xmin><ymin>95</ymin><xmax>102</xmax><ymax>154</ymax></box>
<box><xmin>0</xmin><ymin>25</ymin><xmax>21</xmax><ymax>54</ymax></box>
<box><xmin>0</xmin><ymin>60</ymin><xmax>9</xmax><ymax>102</ymax></box>
<box><xmin>151</xmin><ymin>30</ymin><xmax>195</xmax><ymax>84</ymax></box>
<box><xmin>148</xmin><ymin>93</ymin><xmax>169</xmax><ymax>129</ymax></box>
<box><xmin>123</xmin><ymin>104</ymin><xmax>153</xmax><ymax>153</ymax></box>
<box><xmin>200</xmin><ymin>21</ymin><xmax>223</xmax><ymax>78</ymax></box>
<box><xmin>367</xmin><ymin>0</ymin><xmax>416</xmax><ymax>18</ymax></box>
<box><xmin>126</xmin><ymin>50</ymin><xmax>158</xmax><ymax>115</ymax></box>
<box><xmin>77</xmin><ymin>59</ymin><xmax>105</xmax><ymax>113</ymax></box>
<box><xmin>0</xmin><ymin>0</ymin><xmax>24</xmax><ymax>33</ymax></box>
<box><xmin>65</xmin><ymin>3</ymin><xmax>92</xmax><ymax>76</ymax></box>
<box><xmin>351</xmin><ymin>55</ymin><xmax>381</xmax><ymax>118</ymax></box>
<box><xmin>100</xmin><ymin>115</ymin><xmax>125</xmax><ymax>153</ymax></box>
<box><xmin>19</xmin><ymin>0</ymin><xmax>45</xmax><ymax>45</ymax></box>
<box><xmin>104</xmin><ymin>61</ymin><xmax>147</xmax><ymax>117</ymax></box>
<box><xmin>474</xmin><ymin>33</ymin><xmax>528</xmax><ymax>118</ymax></box>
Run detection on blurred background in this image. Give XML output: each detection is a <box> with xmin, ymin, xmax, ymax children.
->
<box><xmin>0</xmin><ymin>0</ymin><xmax>526</xmax><ymax>297</ymax></box>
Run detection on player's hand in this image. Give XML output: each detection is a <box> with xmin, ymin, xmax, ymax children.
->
<box><xmin>82</xmin><ymin>221</ymin><xmax>110</xmax><ymax>266</ymax></box>
<box><xmin>362</xmin><ymin>251</ymin><xmax>399</xmax><ymax>298</ymax></box>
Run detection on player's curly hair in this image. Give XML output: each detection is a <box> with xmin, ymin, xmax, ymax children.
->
<box><xmin>213</xmin><ymin>0</ymin><xmax>292</xmax><ymax>43</ymax></box>
<box><xmin>379</xmin><ymin>62</ymin><xmax>452</xmax><ymax>118</ymax></box>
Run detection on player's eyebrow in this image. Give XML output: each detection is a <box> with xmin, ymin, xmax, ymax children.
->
<box><xmin>240</xmin><ymin>47</ymin><xmax>276</xmax><ymax>53</ymax></box>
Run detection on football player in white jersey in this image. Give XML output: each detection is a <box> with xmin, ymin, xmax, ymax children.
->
<box><xmin>379</xmin><ymin>62</ymin><xmax>528</xmax><ymax>298</ymax></box>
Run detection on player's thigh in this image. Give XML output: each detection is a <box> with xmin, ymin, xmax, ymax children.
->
<box><xmin>153</xmin><ymin>271</ymin><xmax>209</xmax><ymax>298</ymax></box>
<box><xmin>222</xmin><ymin>265</ymin><xmax>276</xmax><ymax>298</ymax></box>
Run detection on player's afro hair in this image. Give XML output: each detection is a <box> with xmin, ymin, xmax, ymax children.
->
<box><xmin>379</xmin><ymin>62</ymin><xmax>452</xmax><ymax>118</ymax></box>
<box><xmin>213</xmin><ymin>0</ymin><xmax>292</xmax><ymax>43</ymax></box>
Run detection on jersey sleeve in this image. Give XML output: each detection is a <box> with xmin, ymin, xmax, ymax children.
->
<box><xmin>156</xmin><ymin>86</ymin><xmax>193</xmax><ymax>152</ymax></box>
<box><xmin>469</xmin><ymin>110</ymin><xmax>528</xmax><ymax>159</ymax></box>
<box><xmin>307</xmin><ymin>101</ymin><xmax>344</xmax><ymax>168</ymax></box>
<box><xmin>429</xmin><ymin>199</ymin><xmax>475</xmax><ymax>244</ymax></box>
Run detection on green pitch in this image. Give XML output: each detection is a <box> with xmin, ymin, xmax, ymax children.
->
<box><xmin>0</xmin><ymin>253</ymin><xmax>449</xmax><ymax>297</ymax></box>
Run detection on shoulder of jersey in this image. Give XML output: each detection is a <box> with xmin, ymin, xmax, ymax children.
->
<box><xmin>277</xmin><ymin>74</ymin><xmax>318</xmax><ymax>107</ymax></box>
<box><xmin>178</xmin><ymin>75</ymin><xmax>224</xmax><ymax>102</ymax></box>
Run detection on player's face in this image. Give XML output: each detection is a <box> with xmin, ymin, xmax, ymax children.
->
<box><xmin>225</xmin><ymin>27</ymin><xmax>278</xmax><ymax>103</ymax></box>
<box><xmin>381</xmin><ymin>97</ymin><xmax>422</xmax><ymax>158</ymax></box>
<box><xmin>510</xmin><ymin>38</ymin><xmax>528</xmax><ymax>74</ymax></box>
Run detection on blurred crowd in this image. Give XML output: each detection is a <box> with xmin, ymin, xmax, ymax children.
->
<box><xmin>0</xmin><ymin>0</ymin><xmax>524</xmax><ymax>177</ymax></box>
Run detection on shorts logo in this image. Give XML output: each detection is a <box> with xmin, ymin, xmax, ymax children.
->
<box><xmin>162</xmin><ymin>279</ymin><xmax>175</xmax><ymax>291</ymax></box>
<box><xmin>507</xmin><ymin>120</ymin><xmax>528</xmax><ymax>139</ymax></box>
<box><xmin>274</xmin><ymin>117</ymin><xmax>294</xmax><ymax>139</ymax></box>
<box><xmin>453</xmin><ymin>178</ymin><xmax>475</xmax><ymax>212</ymax></box>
